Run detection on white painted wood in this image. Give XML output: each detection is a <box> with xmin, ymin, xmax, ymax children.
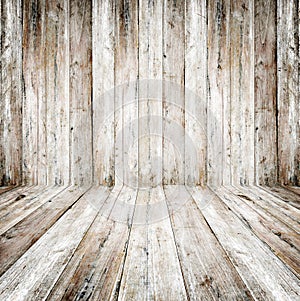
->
<box><xmin>163</xmin><ymin>0</ymin><xmax>185</xmax><ymax>185</ymax></box>
<box><xmin>69</xmin><ymin>0</ymin><xmax>93</xmax><ymax>186</ymax></box>
<box><xmin>115</xmin><ymin>1</ymin><xmax>139</xmax><ymax>188</ymax></box>
<box><xmin>93</xmin><ymin>0</ymin><xmax>115</xmax><ymax>186</ymax></box>
<box><xmin>119</xmin><ymin>186</ymin><xmax>187</xmax><ymax>300</ymax></box>
<box><xmin>0</xmin><ymin>185</ymin><xmax>68</xmax><ymax>235</ymax></box>
<box><xmin>0</xmin><ymin>187</ymin><xmax>102</xmax><ymax>300</ymax></box>
<box><xmin>138</xmin><ymin>0</ymin><xmax>163</xmax><ymax>188</ymax></box>
<box><xmin>190</xmin><ymin>186</ymin><xmax>300</xmax><ymax>300</ymax></box>
<box><xmin>46</xmin><ymin>0</ymin><xmax>70</xmax><ymax>186</ymax></box>
<box><xmin>185</xmin><ymin>0</ymin><xmax>207</xmax><ymax>186</ymax></box>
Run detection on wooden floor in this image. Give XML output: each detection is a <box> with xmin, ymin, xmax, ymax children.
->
<box><xmin>0</xmin><ymin>184</ymin><xmax>299</xmax><ymax>300</ymax></box>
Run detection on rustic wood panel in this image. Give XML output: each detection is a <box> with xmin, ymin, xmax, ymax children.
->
<box><xmin>254</xmin><ymin>0</ymin><xmax>277</xmax><ymax>186</ymax></box>
<box><xmin>185</xmin><ymin>0</ymin><xmax>207</xmax><ymax>186</ymax></box>
<box><xmin>115</xmin><ymin>0</ymin><xmax>139</xmax><ymax>187</ymax></box>
<box><xmin>163</xmin><ymin>0</ymin><xmax>185</xmax><ymax>185</ymax></box>
<box><xmin>138</xmin><ymin>0</ymin><xmax>163</xmax><ymax>188</ymax></box>
<box><xmin>207</xmin><ymin>0</ymin><xmax>231</xmax><ymax>187</ymax></box>
<box><xmin>0</xmin><ymin>0</ymin><xmax>23</xmax><ymax>186</ymax></box>
<box><xmin>45</xmin><ymin>0</ymin><xmax>70</xmax><ymax>185</ymax></box>
<box><xmin>69</xmin><ymin>0</ymin><xmax>93</xmax><ymax>186</ymax></box>
<box><xmin>22</xmin><ymin>0</ymin><xmax>44</xmax><ymax>185</ymax></box>
<box><xmin>93</xmin><ymin>0</ymin><xmax>115</xmax><ymax>186</ymax></box>
<box><xmin>230</xmin><ymin>0</ymin><xmax>255</xmax><ymax>185</ymax></box>
<box><xmin>277</xmin><ymin>0</ymin><xmax>300</xmax><ymax>186</ymax></box>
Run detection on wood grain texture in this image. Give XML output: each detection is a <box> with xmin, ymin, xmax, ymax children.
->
<box><xmin>45</xmin><ymin>0</ymin><xmax>70</xmax><ymax>185</ymax></box>
<box><xmin>0</xmin><ymin>0</ymin><xmax>23</xmax><ymax>186</ymax></box>
<box><xmin>166</xmin><ymin>186</ymin><xmax>253</xmax><ymax>300</ymax></box>
<box><xmin>254</xmin><ymin>0</ymin><xmax>277</xmax><ymax>186</ymax></box>
<box><xmin>190</xmin><ymin>186</ymin><xmax>300</xmax><ymax>300</ymax></box>
<box><xmin>115</xmin><ymin>0</ymin><xmax>139</xmax><ymax>188</ymax></box>
<box><xmin>93</xmin><ymin>0</ymin><xmax>115</xmax><ymax>186</ymax></box>
<box><xmin>277</xmin><ymin>0</ymin><xmax>300</xmax><ymax>186</ymax></box>
<box><xmin>163</xmin><ymin>0</ymin><xmax>185</xmax><ymax>185</ymax></box>
<box><xmin>138</xmin><ymin>0</ymin><xmax>163</xmax><ymax>188</ymax></box>
<box><xmin>185</xmin><ymin>0</ymin><xmax>207</xmax><ymax>186</ymax></box>
<box><xmin>230</xmin><ymin>0</ymin><xmax>255</xmax><ymax>185</ymax></box>
<box><xmin>207</xmin><ymin>0</ymin><xmax>231</xmax><ymax>187</ymax></box>
<box><xmin>69</xmin><ymin>0</ymin><xmax>93</xmax><ymax>186</ymax></box>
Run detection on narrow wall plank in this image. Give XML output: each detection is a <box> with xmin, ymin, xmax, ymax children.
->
<box><xmin>230</xmin><ymin>0</ymin><xmax>255</xmax><ymax>185</ymax></box>
<box><xmin>69</xmin><ymin>0</ymin><xmax>93</xmax><ymax>185</ymax></box>
<box><xmin>45</xmin><ymin>0</ymin><xmax>70</xmax><ymax>185</ymax></box>
<box><xmin>0</xmin><ymin>0</ymin><xmax>23</xmax><ymax>186</ymax></box>
<box><xmin>115</xmin><ymin>0</ymin><xmax>139</xmax><ymax>187</ymax></box>
<box><xmin>163</xmin><ymin>0</ymin><xmax>185</xmax><ymax>185</ymax></box>
<box><xmin>207</xmin><ymin>0</ymin><xmax>231</xmax><ymax>187</ymax></box>
<box><xmin>138</xmin><ymin>0</ymin><xmax>163</xmax><ymax>188</ymax></box>
<box><xmin>277</xmin><ymin>0</ymin><xmax>300</xmax><ymax>186</ymax></box>
<box><xmin>22</xmin><ymin>0</ymin><xmax>44</xmax><ymax>185</ymax></box>
<box><xmin>254</xmin><ymin>0</ymin><xmax>277</xmax><ymax>186</ymax></box>
<box><xmin>93</xmin><ymin>0</ymin><xmax>115</xmax><ymax>186</ymax></box>
<box><xmin>185</xmin><ymin>0</ymin><xmax>207</xmax><ymax>186</ymax></box>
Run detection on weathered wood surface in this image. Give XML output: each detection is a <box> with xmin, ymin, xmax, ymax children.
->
<box><xmin>45</xmin><ymin>0</ymin><xmax>70</xmax><ymax>185</ymax></box>
<box><xmin>138</xmin><ymin>0</ymin><xmax>163</xmax><ymax>188</ymax></box>
<box><xmin>93</xmin><ymin>0</ymin><xmax>115</xmax><ymax>186</ymax></box>
<box><xmin>0</xmin><ymin>0</ymin><xmax>23</xmax><ymax>186</ymax></box>
<box><xmin>115</xmin><ymin>0</ymin><xmax>139</xmax><ymax>188</ymax></box>
<box><xmin>0</xmin><ymin>186</ymin><xmax>90</xmax><ymax>277</ymax></box>
<box><xmin>217</xmin><ymin>185</ymin><xmax>300</xmax><ymax>276</ymax></box>
<box><xmin>254</xmin><ymin>0</ymin><xmax>277</xmax><ymax>186</ymax></box>
<box><xmin>119</xmin><ymin>187</ymin><xmax>186</xmax><ymax>300</ymax></box>
<box><xmin>277</xmin><ymin>0</ymin><xmax>300</xmax><ymax>186</ymax></box>
<box><xmin>185</xmin><ymin>0</ymin><xmax>207</xmax><ymax>186</ymax></box>
<box><xmin>207</xmin><ymin>0</ymin><xmax>231</xmax><ymax>187</ymax></box>
<box><xmin>165</xmin><ymin>185</ymin><xmax>253</xmax><ymax>300</ymax></box>
<box><xmin>0</xmin><ymin>186</ymin><xmax>99</xmax><ymax>300</ymax></box>
<box><xmin>0</xmin><ymin>185</ymin><xmax>67</xmax><ymax>235</ymax></box>
<box><xmin>163</xmin><ymin>0</ymin><xmax>185</xmax><ymax>185</ymax></box>
<box><xmin>190</xmin><ymin>186</ymin><xmax>300</xmax><ymax>300</ymax></box>
<box><xmin>230</xmin><ymin>0</ymin><xmax>255</xmax><ymax>186</ymax></box>
<box><xmin>69</xmin><ymin>0</ymin><xmax>93</xmax><ymax>186</ymax></box>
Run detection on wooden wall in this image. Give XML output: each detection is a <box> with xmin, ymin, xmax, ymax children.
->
<box><xmin>0</xmin><ymin>0</ymin><xmax>299</xmax><ymax>187</ymax></box>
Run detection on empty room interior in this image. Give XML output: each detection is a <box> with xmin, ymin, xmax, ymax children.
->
<box><xmin>0</xmin><ymin>0</ymin><xmax>299</xmax><ymax>300</ymax></box>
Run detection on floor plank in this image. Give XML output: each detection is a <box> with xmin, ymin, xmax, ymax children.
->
<box><xmin>166</xmin><ymin>185</ymin><xmax>253</xmax><ymax>300</ymax></box>
<box><xmin>0</xmin><ymin>186</ymin><xmax>102</xmax><ymax>300</ymax></box>
<box><xmin>119</xmin><ymin>186</ymin><xmax>187</xmax><ymax>300</ymax></box>
<box><xmin>285</xmin><ymin>186</ymin><xmax>300</xmax><ymax>196</ymax></box>
<box><xmin>0</xmin><ymin>186</ymin><xmax>90</xmax><ymax>277</ymax></box>
<box><xmin>0</xmin><ymin>186</ymin><xmax>19</xmax><ymax>196</ymax></box>
<box><xmin>0</xmin><ymin>185</ymin><xmax>68</xmax><ymax>235</ymax></box>
<box><xmin>190</xmin><ymin>186</ymin><xmax>300</xmax><ymax>300</ymax></box>
<box><xmin>231</xmin><ymin>184</ymin><xmax>300</xmax><ymax>234</ymax></box>
<box><xmin>217</xmin><ymin>185</ymin><xmax>300</xmax><ymax>277</ymax></box>
<box><xmin>260</xmin><ymin>185</ymin><xmax>300</xmax><ymax>209</ymax></box>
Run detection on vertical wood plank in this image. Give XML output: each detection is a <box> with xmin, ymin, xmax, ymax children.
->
<box><xmin>163</xmin><ymin>0</ymin><xmax>185</xmax><ymax>185</ymax></box>
<box><xmin>45</xmin><ymin>0</ymin><xmax>70</xmax><ymax>185</ymax></box>
<box><xmin>277</xmin><ymin>0</ymin><xmax>300</xmax><ymax>186</ymax></box>
<box><xmin>207</xmin><ymin>0</ymin><xmax>231</xmax><ymax>187</ymax></box>
<box><xmin>254</xmin><ymin>0</ymin><xmax>277</xmax><ymax>186</ymax></box>
<box><xmin>185</xmin><ymin>0</ymin><xmax>207</xmax><ymax>186</ymax></box>
<box><xmin>138</xmin><ymin>0</ymin><xmax>163</xmax><ymax>188</ymax></box>
<box><xmin>22</xmin><ymin>0</ymin><xmax>45</xmax><ymax>185</ymax></box>
<box><xmin>0</xmin><ymin>0</ymin><xmax>23</xmax><ymax>186</ymax></box>
<box><xmin>115</xmin><ymin>0</ymin><xmax>139</xmax><ymax>187</ymax></box>
<box><xmin>93</xmin><ymin>0</ymin><xmax>115</xmax><ymax>186</ymax></box>
<box><xmin>230</xmin><ymin>0</ymin><xmax>255</xmax><ymax>185</ymax></box>
<box><xmin>69</xmin><ymin>0</ymin><xmax>93</xmax><ymax>186</ymax></box>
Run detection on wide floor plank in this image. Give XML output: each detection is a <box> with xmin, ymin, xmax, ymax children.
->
<box><xmin>0</xmin><ymin>186</ymin><xmax>90</xmax><ymax>277</ymax></box>
<box><xmin>0</xmin><ymin>186</ymin><xmax>102</xmax><ymax>300</ymax></box>
<box><xmin>190</xmin><ymin>186</ymin><xmax>300</xmax><ymax>300</ymax></box>
<box><xmin>119</xmin><ymin>186</ymin><xmax>187</xmax><ymax>300</ymax></box>
<box><xmin>166</xmin><ymin>185</ymin><xmax>253</xmax><ymax>300</ymax></box>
